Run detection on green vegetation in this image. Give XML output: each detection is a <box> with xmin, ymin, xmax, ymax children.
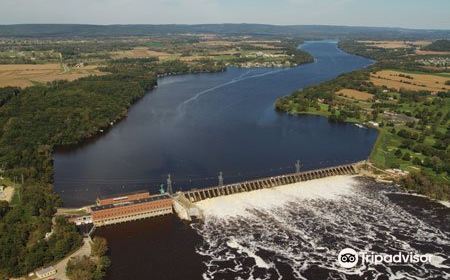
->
<box><xmin>0</xmin><ymin>54</ymin><xmax>223</xmax><ymax>278</ymax></box>
<box><xmin>423</xmin><ymin>39</ymin><xmax>450</xmax><ymax>52</ymax></box>
<box><xmin>276</xmin><ymin>41</ymin><xmax>450</xmax><ymax>200</ymax></box>
<box><xmin>91</xmin><ymin>237</ymin><xmax>108</xmax><ymax>257</ymax></box>
<box><xmin>0</xmin><ymin>190</ymin><xmax>82</xmax><ymax>277</ymax></box>
<box><xmin>66</xmin><ymin>237</ymin><xmax>110</xmax><ymax>280</ymax></box>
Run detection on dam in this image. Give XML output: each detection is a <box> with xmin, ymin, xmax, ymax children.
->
<box><xmin>84</xmin><ymin>161</ymin><xmax>365</xmax><ymax>226</ymax></box>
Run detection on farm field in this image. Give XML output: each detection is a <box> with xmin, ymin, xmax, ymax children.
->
<box><xmin>0</xmin><ymin>63</ymin><xmax>104</xmax><ymax>88</ymax></box>
<box><xmin>111</xmin><ymin>47</ymin><xmax>175</xmax><ymax>60</ymax></box>
<box><xmin>370</xmin><ymin>69</ymin><xmax>450</xmax><ymax>93</ymax></box>
<box><xmin>415</xmin><ymin>49</ymin><xmax>450</xmax><ymax>55</ymax></box>
<box><xmin>336</xmin><ymin>88</ymin><xmax>374</xmax><ymax>101</ymax></box>
<box><xmin>357</xmin><ymin>40</ymin><xmax>431</xmax><ymax>49</ymax></box>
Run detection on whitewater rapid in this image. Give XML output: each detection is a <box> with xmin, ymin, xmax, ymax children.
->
<box><xmin>191</xmin><ymin>176</ymin><xmax>450</xmax><ymax>280</ymax></box>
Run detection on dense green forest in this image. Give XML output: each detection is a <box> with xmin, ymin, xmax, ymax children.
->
<box><xmin>0</xmin><ymin>58</ymin><xmax>223</xmax><ymax>278</ymax></box>
<box><xmin>423</xmin><ymin>39</ymin><xmax>450</xmax><ymax>51</ymax></box>
<box><xmin>0</xmin><ymin>185</ymin><xmax>82</xmax><ymax>277</ymax></box>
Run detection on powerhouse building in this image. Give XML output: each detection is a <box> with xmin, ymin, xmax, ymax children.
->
<box><xmin>91</xmin><ymin>191</ymin><xmax>173</xmax><ymax>226</ymax></box>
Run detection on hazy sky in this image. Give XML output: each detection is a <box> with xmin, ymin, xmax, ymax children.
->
<box><xmin>1</xmin><ymin>0</ymin><xmax>449</xmax><ymax>29</ymax></box>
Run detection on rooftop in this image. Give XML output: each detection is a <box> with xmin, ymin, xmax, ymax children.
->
<box><xmin>91</xmin><ymin>193</ymin><xmax>171</xmax><ymax>212</ymax></box>
<box><xmin>97</xmin><ymin>190</ymin><xmax>150</xmax><ymax>200</ymax></box>
<box><xmin>36</xmin><ymin>266</ymin><xmax>56</xmax><ymax>275</ymax></box>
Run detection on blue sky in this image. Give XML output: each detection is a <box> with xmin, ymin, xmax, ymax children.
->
<box><xmin>1</xmin><ymin>0</ymin><xmax>449</xmax><ymax>29</ymax></box>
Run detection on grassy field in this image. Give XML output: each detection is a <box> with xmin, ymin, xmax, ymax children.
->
<box><xmin>0</xmin><ymin>63</ymin><xmax>104</xmax><ymax>88</ymax></box>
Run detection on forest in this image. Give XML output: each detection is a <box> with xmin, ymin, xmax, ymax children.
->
<box><xmin>0</xmin><ymin>57</ymin><xmax>223</xmax><ymax>278</ymax></box>
<box><xmin>423</xmin><ymin>39</ymin><xmax>450</xmax><ymax>51</ymax></box>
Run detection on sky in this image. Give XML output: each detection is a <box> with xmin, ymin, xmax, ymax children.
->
<box><xmin>1</xmin><ymin>0</ymin><xmax>449</xmax><ymax>29</ymax></box>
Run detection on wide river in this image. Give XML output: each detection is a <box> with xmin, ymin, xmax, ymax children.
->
<box><xmin>56</xmin><ymin>42</ymin><xmax>450</xmax><ymax>279</ymax></box>
<box><xmin>54</xmin><ymin>41</ymin><xmax>377</xmax><ymax>207</ymax></box>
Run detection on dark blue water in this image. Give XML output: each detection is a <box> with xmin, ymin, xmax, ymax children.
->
<box><xmin>54</xmin><ymin>41</ymin><xmax>377</xmax><ymax>207</ymax></box>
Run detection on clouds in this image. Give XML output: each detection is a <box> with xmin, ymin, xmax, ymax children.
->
<box><xmin>0</xmin><ymin>0</ymin><xmax>449</xmax><ymax>29</ymax></box>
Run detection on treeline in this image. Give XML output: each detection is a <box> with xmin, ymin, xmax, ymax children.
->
<box><xmin>280</xmin><ymin>39</ymin><xmax>314</xmax><ymax>65</ymax></box>
<box><xmin>399</xmin><ymin>172</ymin><xmax>449</xmax><ymax>201</ymax></box>
<box><xmin>338</xmin><ymin>40</ymin><xmax>450</xmax><ymax>73</ymax></box>
<box><xmin>338</xmin><ymin>40</ymin><xmax>414</xmax><ymax>61</ymax></box>
<box><xmin>423</xmin><ymin>39</ymin><xmax>450</xmax><ymax>52</ymax></box>
<box><xmin>0</xmin><ymin>183</ymin><xmax>82</xmax><ymax>277</ymax></box>
<box><xmin>0</xmin><ymin>58</ymin><xmax>223</xmax><ymax>278</ymax></box>
<box><xmin>275</xmin><ymin>69</ymin><xmax>373</xmax><ymax>119</ymax></box>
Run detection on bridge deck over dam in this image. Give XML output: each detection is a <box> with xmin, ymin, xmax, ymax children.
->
<box><xmin>182</xmin><ymin>162</ymin><xmax>363</xmax><ymax>204</ymax></box>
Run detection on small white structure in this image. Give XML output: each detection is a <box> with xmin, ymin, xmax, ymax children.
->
<box><xmin>368</xmin><ymin>121</ymin><xmax>379</xmax><ymax>127</ymax></box>
<box><xmin>35</xmin><ymin>266</ymin><xmax>56</xmax><ymax>279</ymax></box>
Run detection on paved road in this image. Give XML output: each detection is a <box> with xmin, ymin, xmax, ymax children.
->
<box><xmin>52</xmin><ymin>237</ymin><xmax>92</xmax><ymax>280</ymax></box>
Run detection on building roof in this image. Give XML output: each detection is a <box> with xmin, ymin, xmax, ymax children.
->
<box><xmin>97</xmin><ymin>190</ymin><xmax>150</xmax><ymax>200</ymax></box>
<box><xmin>91</xmin><ymin>193</ymin><xmax>171</xmax><ymax>212</ymax></box>
<box><xmin>36</xmin><ymin>266</ymin><xmax>56</xmax><ymax>275</ymax></box>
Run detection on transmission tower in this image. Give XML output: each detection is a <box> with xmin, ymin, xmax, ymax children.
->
<box><xmin>166</xmin><ymin>174</ymin><xmax>173</xmax><ymax>194</ymax></box>
<box><xmin>218</xmin><ymin>171</ymin><xmax>224</xmax><ymax>187</ymax></box>
<box><xmin>295</xmin><ymin>160</ymin><xmax>302</xmax><ymax>173</ymax></box>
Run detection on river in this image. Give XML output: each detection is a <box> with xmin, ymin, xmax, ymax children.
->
<box><xmin>56</xmin><ymin>41</ymin><xmax>449</xmax><ymax>279</ymax></box>
<box><xmin>54</xmin><ymin>41</ymin><xmax>377</xmax><ymax>207</ymax></box>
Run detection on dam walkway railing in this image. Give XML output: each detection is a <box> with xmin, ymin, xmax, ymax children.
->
<box><xmin>182</xmin><ymin>161</ymin><xmax>364</xmax><ymax>203</ymax></box>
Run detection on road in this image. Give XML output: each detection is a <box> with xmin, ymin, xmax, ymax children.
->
<box><xmin>52</xmin><ymin>237</ymin><xmax>92</xmax><ymax>280</ymax></box>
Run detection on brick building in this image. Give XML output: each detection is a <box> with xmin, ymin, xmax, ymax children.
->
<box><xmin>91</xmin><ymin>191</ymin><xmax>173</xmax><ymax>226</ymax></box>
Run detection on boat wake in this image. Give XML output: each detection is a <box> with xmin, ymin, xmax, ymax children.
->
<box><xmin>178</xmin><ymin>68</ymin><xmax>288</xmax><ymax>109</ymax></box>
<box><xmin>191</xmin><ymin>176</ymin><xmax>450</xmax><ymax>280</ymax></box>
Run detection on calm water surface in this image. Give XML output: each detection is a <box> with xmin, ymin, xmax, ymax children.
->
<box><xmin>54</xmin><ymin>41</ymin><xmax>377</xmax><ymax>207</ymax></box>
<box><xmin>68</xmin><ymin>42</ymin><xmax>449</xmax><ymax>280</ymax></box>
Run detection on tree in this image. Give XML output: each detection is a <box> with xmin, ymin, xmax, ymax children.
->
<box><xmin>395</xmin><ymin>149</ymin><xmax>403</xmax><ymax>158</ymax></box>
<box><xmin>0</xmin><ymin>201</ymin><xmax>9</xmax><ymax>218</ymax></box>
<box><xmin>402</xmin><ymin>152</ymin><xmax>411</xmax><ymax>161</ymax></box>
<box><xmin>90</xmin><ymin>237</ymin><xmax>108</xmax><ymax>257</ymax></box>
<box><xmin>66</xmin><ymin>256</ymin><xmax>97</xmax><ymax>280</ymax></box>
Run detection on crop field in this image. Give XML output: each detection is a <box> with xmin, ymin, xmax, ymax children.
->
<box><xmin>336</xmin><ymin>88</ymin><xmax>374</xmax><ymax>101</ymax></box>
<box><xmin>358</xmin><ymin>40</ymin><xmax>431</xmax><ymax>49</ymax></box>
<box><xmin>415</xmin><ymin>49</ymin><xmax>450</xmax><ymax>55</ymax></box>
<box><xmin>0</xmin><ymin>63</ymin><xmax>104</xmax><ymax>88</ymax></box>
<box><xmin>111</xmin><ymin>47</ymin><xmax>174</xmax><ymax>60</ymax></box>
<box><xmin>370</xmin><ymin>70</ymin><xmax>450</xmax><ymax>93</ymax></box>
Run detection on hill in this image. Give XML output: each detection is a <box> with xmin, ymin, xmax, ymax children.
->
<box><xmin>423</xmin><ymin>39</ymin><xmax>450</xmax><ymax>51</ymax></box>
<box><xmin>0</xmin><ymin>24</ymin><xmax>449</xmax><ymax>39</ymax></box>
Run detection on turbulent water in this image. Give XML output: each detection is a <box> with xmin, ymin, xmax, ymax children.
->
<box><xmin>192</xmin><ymin>176</ymin><xmax>450</xmax><ymax>279</ymax></box>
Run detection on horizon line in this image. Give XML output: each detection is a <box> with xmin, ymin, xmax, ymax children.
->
<box><xmin>0</xmin><ymin>22</ymin><xmax>449</xmax><ymax>31</ymax></box>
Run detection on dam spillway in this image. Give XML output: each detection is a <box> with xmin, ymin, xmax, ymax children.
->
<box><xmin>182</xmin><ymin>162</ymin><xmax>362</xmax><ymax>204</ymax></box>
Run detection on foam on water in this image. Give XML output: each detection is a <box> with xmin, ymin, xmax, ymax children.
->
<box><xmin>196</xmin><ymin>176</ymin><xmax>356</xmax><ymax>219</ymax></box>
<box><xmin>191</xmin><ymin>176</ymin><xmax>450</xmax><ymax>279</ymax></box>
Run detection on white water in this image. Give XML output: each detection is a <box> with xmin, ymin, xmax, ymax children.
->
<box><xmin>196</xmin><ymin>176</ymin><xmax>356</xmax><ymax>219</ymax></box>
<box><xmin>192</xmin><ymin>176</ymin><xmax>450</xmax><ymax>280</ymax></box>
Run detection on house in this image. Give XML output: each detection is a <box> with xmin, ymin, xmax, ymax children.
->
<box><xmin>35</xmin><ymin>266</ymin><xmax>56</xmax><ymax>279</ymax></box>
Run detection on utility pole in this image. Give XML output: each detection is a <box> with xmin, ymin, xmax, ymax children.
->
<box><xmin>218</xmin><ymin>171</ymin><xmax>224</xmax><ymax>187</ymax></box>
<box><xmin>295</xmin><ymin>160</ymin><xmax>302</xmax><ymax>173</ymax></box>
<box><xmin>166</xmin><ymin>174</ymin><xmax>173</xmax><ymax>194</ymax></box>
